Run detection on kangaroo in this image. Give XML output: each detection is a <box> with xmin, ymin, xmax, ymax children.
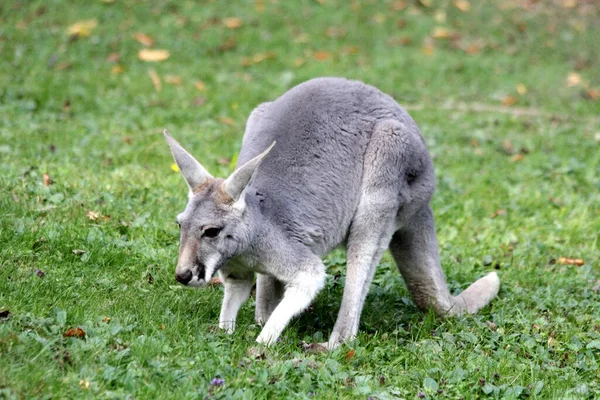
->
<box><xmin>164</xmin><ymin>77</ymin><xmax>500</xmax><ymax>348</ymax></box>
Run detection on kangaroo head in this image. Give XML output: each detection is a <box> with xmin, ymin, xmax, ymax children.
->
<box><xmin>164</xmin><ymin>130</ymin><xmax>274</xmax><ymax>287</ymax></box>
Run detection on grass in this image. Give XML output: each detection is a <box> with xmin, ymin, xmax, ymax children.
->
<box><xmin>1</xmin><ymin>0</ymin><xmax>599</xmax><ymax>398</ymax></box>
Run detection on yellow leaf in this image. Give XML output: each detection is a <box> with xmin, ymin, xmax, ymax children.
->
<box><xmin>432</xmin><ymin>27</ymin><xmax>451</xmax><ymax>39</ymax></box>
<box><xmin>194</xmin><ymin>81</ymin><xmax>206</xmax><ymax>91</ymax></box>
<box><xmin>87</xmin><ymin>211</ymin><xmax>100</xmax><ymax>221</ymax></box>
<box><xmin>134</xmin><ymin>32</ymin><xmax>154</xmax><ymax>46</ymax></box>
<box><xmin>111</xmin><ymin>65</ymin><xmax>124</xmax><ymax>74</ymax></box>
<box><xmin>503</xmin><ymin>95</ymin><xmax>518</xmax><ymax>106</ymax></box>
<box><xmin>138</xmin><ymin>49</ymin><xmax>170</xmax><ymax>62</ymax></box>
<box><xmin>165</xmin><ymin>75</ymin><xmax>181</xmax><ymax>85</ymax></box>
<box><xmin>566</xmin><ymin>72</ymin><xmax>582</xmax><ymax>87</ymax></box>
<box><xmin>516</xmin><ymin>83</ymin><xmax>527</xmax><ymax>95</ymax></box>
<box><xmin>171</xmin><ymin>163</ymin><xmax>180</xmax><ymax>172</ymax></box>
<box><xmin>313</xmin><ymin>51</ymin><xmax>331</xmax><ymax>61</ymax></box>
<box><xmin>453</xmin><ymin>0</ymin><xmax>471</xmax><ymax>12</ymax></box>
<box><xmin>67</xmin><ymin>19</ymin><xmax>98</xmax><ymax>37</ymax></box>
<box><xmin>148</xmin><ymin>69</ymin><xmax>161</xmax><ymax>92</ymax></box>
<box><xmin>223</xmin><ymin>17</ymin><xmax>243</xmax><ymax>29</ymax></box>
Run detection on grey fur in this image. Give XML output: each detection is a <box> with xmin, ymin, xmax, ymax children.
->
<box><xmin>165</xmin><ymin>77</ymin><xmax>500</xmax><ymax>347</ymax></box>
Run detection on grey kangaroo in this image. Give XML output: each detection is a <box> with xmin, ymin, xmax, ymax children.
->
<box><xmin>164</xmin><ymin>77</ymin><xmax>500</xmax><ymax>348</ymax></box>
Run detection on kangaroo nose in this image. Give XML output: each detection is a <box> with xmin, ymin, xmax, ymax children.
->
<box><xmin>176</xmin><ymin>270</ymin><xmax>193</xmax><ymax>285</ymax></box>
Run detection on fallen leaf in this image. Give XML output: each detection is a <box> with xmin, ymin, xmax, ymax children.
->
<box><xmin>423</xmin><ymin>38</ymin><xmax>434</xmax><ymax>55</ymax></box>
<box><xmin>36</xmin><ymin>269</ymin><xmax>46</xmax><ymax>278</ymax></box>
<box><xmin>148</xmin><ymin>69</ymin><xmax>161</xmax><ymax>92</ymax></box>
<box><xmin>138</xmin><ymin>49</ymin><xmax>170</xmax><ymax>62</ymax></box>
<box><xmin>223</xmin><ymin>17</ymin><xmax>243</xmax><ymax>29</ymax></box>
<box><xmin>502</xmin><ymin>95</ymin><xmax>518</xmax><ymax>106</ymax></box>
<box><xmin>313</xmin><ymin>51</ymin><xmax>331</xmax><ymax>61</ymax></box>
<box><xmin>217</xmin><ymin>116</ymin><xmax>235</xmax><ymax>126</ymax></box>
<box><xmin>159</xmin><ymin>324</ymin><xmax>165</xmax><ymax>330</ymax></box>
<box><xmin>392</xmin><ymin>0</ymin><xmax>408</xmax><ymax>11</ymax></box>
<box><xmin>516</xmin><ymin>83</ymin><xmax>527</xmax><ymax>95</ymax></box>
<box><xmin>72</xmin><ymin>249</ymin><xmax>86</xmax><ymax>255</ymax></box>
<box><xmin>164</xmin><ymin>75</ymin><xmax>181</xmax><ymax>85</ymax></box>
<box><xmin>106</xmin><ymin>52</ymin><xmax>120</xmax><ymax>63</ymax></box>
<box><xmin>345</xmin><ymin>349</ymin><xmax>356</xmax><ymax>361</ymax></box>
<box><xmin>134</xmin><ymin>32</ymin><xmax>154</xmax><ymax>46</ymax></box>
<box><xmin>194</xmin><ymin>81</ymin><xmax>206</xmax><ymax>91</ymax></box>
<box><xmin>111</xmin><ymin>65</ymin><xmax>124</xmax><ymax>74</ymax></box>
<box><xmin>67</xmin><ymin>19</ymin><xmax>97</xmax><ymax>37</ymax></box>
<box><xmin>557</xmin><ymin>257</ymin><xmax>584</xmax><ymax>266</ymax></box>
<box><xmin>432</xmin><ymin>27</ymin><xmax>451</xmax><ymax>39</ymax></box>
<box><xmin>87</xmin><ymin>211</ymin><xmax>100</xmax><ymax>221</ymax></box>
<box><xmin>561</xmin><ymin>0</ymin><xmax>577</xmax><ymax>8</ymax></box>
<box><xmin>63</xmin><ymin>327</ymin><xmax>86</xmax><ymax>338</ymax></box>
<box><xmin>102</xmin><ymin>316</ymin><xmax>111</xmax><ymax>323</ymax></box>
<box><xmin>464</xmin><ymin>43</ymin><xmax>481</xmax><ymax>55</ymax></box>
<box><xmin>453</xmin><ymin>0</ymin><xmax>471</xmax><ymax>11</ymax></box>
<box><xmin>490</xmin><ymin>209</ymin><xmax>507</xmax><ymax>218</ymax></box>
<box><xmin>566</xmin><ymin>72</ymin><xmax>582</xmax><ymax>87</ymax></box>
<box><xmin>217</xmin><ymin>38</ymin><xmax>237</xmax><ymax>53</ymax></box>
<box><xmin>43</xmin><ymin>173</ymin><xmax>51</xmax><ymax>186</ymax></box>
<box><xmin>171</xmin><ymin>163</ymin><xmax>180</xmax><ymax>172</ymax></box>
<box><xmin>585</xmin><ymin>88</ymin><xmax>599</xmax><ymax>100</ymax></box>
<box><xmin>242</xmin><ymin>52</ymin><xmax>277</xmax><ymax>66</ymax></box>
<box><xmin>510</xmin><ymin>153</ymin><xmax>525</xmax><ymax>162</ymax></box>
<box><xmin>0</xmin><ymin>308</ymin><xmax>10</xmax><ymax>320</ymax></box>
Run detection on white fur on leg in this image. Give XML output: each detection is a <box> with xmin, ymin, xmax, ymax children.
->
<box><xmin>256</xmin><ymin>272</ymin><xmax>324</xmax><ymax>345</ymax></box>
<box><xmin>219</xmin><ymin>279</ymin><xmax>253</xmax><ymax>333</ymax></box>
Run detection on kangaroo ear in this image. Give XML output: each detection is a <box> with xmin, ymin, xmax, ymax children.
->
<box><xmin>164</xmin><ymin>130</ymin><xmax>213</xmax><ymax>190</ymax></box>
<box><xmin>222</xmin><ymin>142</ymin><xmax>275</xmax><ymax>202</ymax></box>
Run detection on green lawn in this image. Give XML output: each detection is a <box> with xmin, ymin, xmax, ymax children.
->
<box><xmin>1</xmin><ymin>0</ymin><xmax>599</xmax><ymax>398</ymax></box>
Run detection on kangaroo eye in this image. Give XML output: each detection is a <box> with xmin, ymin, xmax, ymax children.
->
<box><xmin>203</xmin><ymin>227</ymin><xmax>222</xmax><ymax>238</ymax></box>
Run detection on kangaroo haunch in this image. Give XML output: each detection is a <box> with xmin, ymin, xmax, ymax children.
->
<box><xmin>164</xmin><ymin>77</ymin><xmax>500</xmax><ymax>348</ymax></box>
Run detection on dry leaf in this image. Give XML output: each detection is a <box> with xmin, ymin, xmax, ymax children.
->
<box><xmin>464</xmin><ymin>43</ymin><xmax>481</xmax><ymax>55</ymax></box>
<box><xmin>490</xmin><ymin>209</ymin><xmax>507</xmax><ymax>218</ymax></box>
<box><xmin>217</xmin><ymin>38</ymin><xmax>237</xmax><ymax>53</ymax></box>
<box><xmin>217</xmin><ymin>116</ymin><xmax>235</xmax><ymax>126</ymax></box>
<box><xmin>138</xmin><ymin>49</ymin><xmax>170</xmax><ymax>62</ymax></box>
<box><xmin>148</xmin><ymin>69</ymin><xmax>161</xmax><ymax>92</ymax></box>
<box><xmin>43</xmin><ymin>173</ymin><xmax>51</xmax><ymax>186</ymax></box>
<box><xmin>432</xmin><ymin>27</ymin><xmax>451</xmax><ymax>39</ymax></box>
<box><xmin>106</xmin><ymin>52</ymin><xmax>120</xmax><ymax>63</ymax></box>
<box><xmin>247</xmin><ymin>346</ymin><xmax>266</xmax><ymax>360</ymax></box>
<box><xmin>345</xmin><ymin>349</ymin><xmax>356</xmax><ymax>361</ymax></box>
<box><xmin>194</xmin><ymin>81</ymin><xmax>206</xmax><ymax>91</ymax></box>
<box><xmin>313</xmin><ymin>51</ymin><xmax>331</xmax><ymax>61</ymax></box>
<box><xmin>164</xmin><ymin>75</ymin><xmax>181</xmax><ymax>85</ymax></box>
<box><xmin>72</xmin><ymin>249</ymin><xmax>86</xmax><ymax>255</ymax></box>
<box><xmin>242</xmin><ymin>52</ymin><xmax>276</xmax><ymax>66</ymax></box>
<box><xmin>67</xmin><ymin>20</ymin><xmax>97</xmax><ymax>37</ymax></box>
<box><xmin>585</xmin><ymin>88</ymin><xmax>599</xmax><ymax>100</ymax></box>
<box><xmin>502</xmin><ymin>95</ymin><xmax>518</xmax><ymax>106</ymax></box>
<box><xmin>63</xmin><ymin>327</ymin><xmax>86</xmax><ymax>338</ymax></box>
<box><xmin>134</xmin><ymin>32</ymin><xmax>154</xmax><ymax>46</ymax></box>
<box><xmin>510</xmin><ymin>153</ymin><xmax>525</xmax><ymax>162</ymax></box>
<box><xmin>293</xmin><ymin>57</ymin><xmax>306</xmax><ymax>68</ymax></box>
<box><xmin>516</xmin><ymin>83</ymin><xmax>527</xmax><ymax>95</ymax></box>
<box><xmin>111</xmin><ymin>65</ymin><xmax>124</xmax><ymax>74</ymax></box>
<box><xmin>223</xmin><ymin>17</ymin><xmax>243</xmax><ymax>29</ymax></box>
<box><xmin>557</xmin><ymin>257</ymin><xmax>584</xmax><ymax>266</ymax></box>
<box><xmin>102</xmin><ymin>316</ymin><xmax>111</xmax><ymax>323</ymax></box>
<box><xmin>561</xmin><ymin>0</ymin><xmax>577</xmax><ymax>8</ymax></box>
<box><xmin>566</xmin><ymin>72</ymin><xmax>582</xmax><ymax>87</ymax></box>
<box><xmin>453</xmin><ymin>0</ymin><xmax>471</xmax><ymax>12</ymax></box>
<box><xmin>392</xmin><ymin>0</ymin><xmax>408</xmax><ymax>11</ymax></box>
<box><xmin>87</xmin><ymin>211</ymin><xmax>100</xmax><ymax>221</ymax></box>
<box><xmin>486</xmin><ymin>321</ymin><xmax>497</xmax><ymax>330</ymax></box>
<box><xmin>423</xmin><ymin>38</ymin><xmax>434</xmax><ymax>55</ymax></box>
